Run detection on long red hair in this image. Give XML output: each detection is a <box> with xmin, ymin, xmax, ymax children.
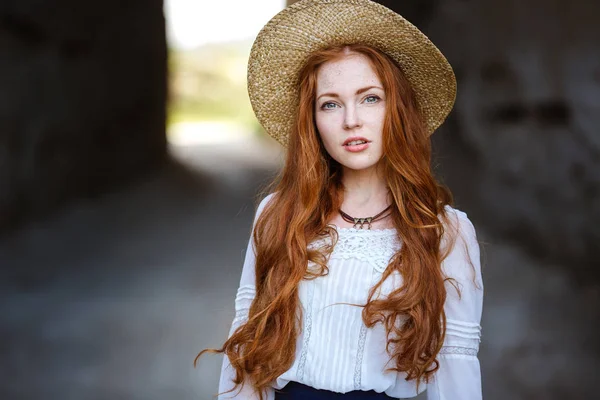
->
<box><xmin>196</xmin><ymin>44</ymin><xmax>457</xmax><ymax>399</ymax></box>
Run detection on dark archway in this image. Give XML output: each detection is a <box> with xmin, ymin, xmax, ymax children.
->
<box><xmin>0</xmin><ymin>0</ymin><xmax>168</xmax><ymax>233</ymax></box>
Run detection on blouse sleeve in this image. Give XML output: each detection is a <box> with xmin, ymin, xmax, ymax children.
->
<box><xmin>427</xmin><ymin>208</ymin><xmax>484</xmax><ymax>400</ymax></box>
<box><xmin>218</xmin><ymin>194</ymin><xmax>276</xmax><ymax>400</ymax></box>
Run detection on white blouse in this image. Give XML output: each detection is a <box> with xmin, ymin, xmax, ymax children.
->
<box><xmin>219</xmin><ymin>194</ymin><xmax>483</xmax><ymax>399</ymax></box>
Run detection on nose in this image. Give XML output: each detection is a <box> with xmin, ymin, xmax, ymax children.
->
<box><xmin>343</xmin><ymin>104</ymin><xmax>362</xmax><ymax>130</ymax></box>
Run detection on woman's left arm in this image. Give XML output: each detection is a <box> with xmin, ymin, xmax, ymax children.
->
<box><xmin>427</xmin><ymin>209</ymin><xmax>484</xmax><ymax>400</ymax></box>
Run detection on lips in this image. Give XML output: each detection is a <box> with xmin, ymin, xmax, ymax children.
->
<box><xmin>343</xmin><ymin>137</ymin><xmax>370</xmax><ymax>146</ymax></box>
<box><xmin>343</xmin><ymin>136</ymin><xmax>371</xmax><ymax>153</ymax></box>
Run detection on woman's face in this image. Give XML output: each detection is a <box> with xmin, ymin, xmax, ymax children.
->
<box><xmin>314</xmin><ymin>53</ymin><xmax>386</xmax><ymax>172</ymax></box>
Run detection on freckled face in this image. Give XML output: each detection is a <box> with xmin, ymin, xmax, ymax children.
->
<box><xmin>314</xmin><ymin>54</ymin><xmax>386</xmax><ymax>172</ymax></box>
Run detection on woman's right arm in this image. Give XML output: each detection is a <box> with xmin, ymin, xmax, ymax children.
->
<box><xmin>218</xmin><ymin>194</ymin><xmax>275</xmax><ymax>400</ymax></box>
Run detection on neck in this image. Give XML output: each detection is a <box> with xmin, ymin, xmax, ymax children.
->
<box><xmin>340</xmin><ymin>165</ymin><xmax>389</xmax><ymax>213</ymax></box>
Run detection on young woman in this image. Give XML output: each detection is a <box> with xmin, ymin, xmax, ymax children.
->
<box><xmin>196</xmin><ymin>1</ymin><xmax>483</xmax><ymax>399</ymax></box>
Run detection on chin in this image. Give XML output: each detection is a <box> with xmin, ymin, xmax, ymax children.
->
<box><xmin>335</xmin><ymin>157</ymin><xmax>380</xmax><ymax>172</ymax></box>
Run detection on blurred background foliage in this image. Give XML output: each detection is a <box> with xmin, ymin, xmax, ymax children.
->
<box><xmin>167</xmin><ymin>41</ymin><xmax>263</xmax><ymax>135</ymax></box>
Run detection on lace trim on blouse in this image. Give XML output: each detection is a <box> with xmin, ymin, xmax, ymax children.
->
<box><xmin>439</xmin><ymin>346</ymin><xmax>478</xmax><ymax>357</ymax></box>
<box><xmin>354</xmin><ymin>325</ymin><xmax>368</xmax><ymax>389</ymax></box>
<box><xmin>353</xmin><ymin>255</ymin><xmax>385</xmax><ymax>390</ymax></box>
<box><xmin>441</xmin><ymin>319</ymin><xmax>482</xmax><ymax>358</ymax></box>
<box><xmin>297</xmin><ymin>283</ymin><xmax>315</xmax><ymax>380</ymax></box>
<box><xmin>309</xmin><ymin>228</ymin><xmax>401</xmax><ymax>273</ymax></box>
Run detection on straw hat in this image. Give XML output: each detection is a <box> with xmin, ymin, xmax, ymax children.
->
<box><xmin>247</xmin><ymin>0</ymin><xmax>457</xmax><ymax>146</ymax></box>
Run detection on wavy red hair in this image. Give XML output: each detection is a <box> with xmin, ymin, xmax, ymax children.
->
<box><xmin>196</xmin><ymin>44</ymin><xmax>458</xmax><ymax>399</ymax></box>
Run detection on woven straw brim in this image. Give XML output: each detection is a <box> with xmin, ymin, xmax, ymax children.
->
<box><xmin>247</xmin><ymin>0</ymin><xmax>457</xmax><ymax>147</ymax></box>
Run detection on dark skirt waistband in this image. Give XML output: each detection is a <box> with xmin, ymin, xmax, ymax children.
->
<box><xmin>275</xmin><ymin>381</ymin><xmax>395</xmax><ymax>400</ymax></box>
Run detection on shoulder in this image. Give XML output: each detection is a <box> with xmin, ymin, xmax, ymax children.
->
<box><xmin>442</xmin><ymin>204</ymin><xmax>477</xmax><ymax>244</ymax></box>
<box><xmin>256</xmin><ymin>192</ymin><xmax>276</xmax><ymax>216</ymax></box>
<box><xmin>252</xmin><ymin>192</ymin><xmax>277</xmax><ymax>225</ymax></box>
<box><xmin>440</xmin><ymin>205</ymin><xmax>481</xmax><ymax>284</ymax></box>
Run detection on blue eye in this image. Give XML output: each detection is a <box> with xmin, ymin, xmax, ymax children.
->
<box><xmin>321</xmin><ymin>102</ymin><xmax>338</xmax><ymax>110</ymax></box>
<box><xmin>364</xmin><ymin>95</ymin><xmax>380</xmax><ymax>104</ymax></box>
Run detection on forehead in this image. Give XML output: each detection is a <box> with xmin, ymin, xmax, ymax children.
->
<box><xmin>315</xmin><ymin>54</ymin><xmax>382</xmax><ymax>93</ymax></box>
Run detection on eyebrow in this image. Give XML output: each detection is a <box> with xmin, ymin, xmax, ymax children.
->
<box><xmin>316</xmin><ymin>86</ymin><xmax>384</xmax><ymax>101</ymax></box>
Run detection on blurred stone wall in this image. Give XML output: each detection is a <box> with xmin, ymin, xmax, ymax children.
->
<box><xmin>0</xmin><ymin>0</ymin><xmax>168</xmax><ymax>232</ymax></box>
<box><xmin>425</xmin><ymin>0</ymin><xmax>599</xmax><ymax>283</ymax></box>
<box><xmin>287</xmin><ymin>0</ymin><xmax>600</xmax><ymax>282</ymax></box>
